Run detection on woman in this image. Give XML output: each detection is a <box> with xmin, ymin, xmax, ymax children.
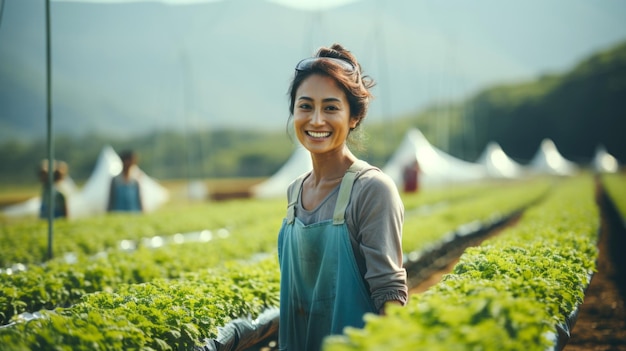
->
<box><xmin>38</xmin><ymin>159</ymin><xmax>69</xmax><ymax>219</ymax></box>
<box><xmin>107</xmin><ymin>150</ymin><xmax>143</xmax><ymax>213</ymax></box>
<box><xmin>277</xmin><ymin>44</ymin><xmax>407</xmax><ymax>351</ymax></box>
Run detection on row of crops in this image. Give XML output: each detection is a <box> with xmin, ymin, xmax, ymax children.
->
<box><xmin>0</xmin><ymin>178</ymin><xmax>550</xmax><ymax>327</ymax></box>
<box><xmin>1</xmin><ymin>173</ymin><xmax>623</xmax><ymax>350</ymax></box>
<box><xmin>325</xmin><ymin>174</ymin><xmax>602</xmax><ymax>350</ymax></box>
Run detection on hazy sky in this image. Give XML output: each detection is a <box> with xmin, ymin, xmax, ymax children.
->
<box><xmin>56</xmin><ymin>0</ymin><xmax>361</xmax><ymax>11</ymax></box>
<box><xmin>267</xmin><ymin>0</ymin><xmax>360</xmax><ymax>10</ymax></box>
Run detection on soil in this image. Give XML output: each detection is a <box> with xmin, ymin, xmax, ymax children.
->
<box><xmin>563</xmin><ymin>189</ymin><xmax>626</xmax><ymax>351</ymax></box>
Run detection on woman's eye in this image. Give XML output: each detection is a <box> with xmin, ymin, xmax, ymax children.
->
<box><xmin>325</xmin><ymin>105</ymin><xmax>339</xmax><ymax>111</ymax></box>
<box><xmin>298</xmin><ymin>103</ymin><xmax>312</xmax><ymax>109</ymax></box>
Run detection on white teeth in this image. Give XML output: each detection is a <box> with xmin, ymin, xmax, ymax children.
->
<box><xmin>308</xmin><ymin>131</ymin><xmax>331</xmax><ymax>138</ymax></box>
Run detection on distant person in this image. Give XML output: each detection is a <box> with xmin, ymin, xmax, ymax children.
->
<box><xmin>38</xmin><ymin>159</ymin><xmax>69</xmax><ymax>219</ymax></box>
<box><xmin>107</xmin><ymin>150</ymin><xmax>143</xmax><ymax>212</ymax></box>
<box><xmin>403</xmin><ymin>159</ymin><xmax>420</xmax><ymax>193</ymax></box>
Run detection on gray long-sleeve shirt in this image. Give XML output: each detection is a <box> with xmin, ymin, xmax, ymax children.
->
<box><xmin>287</xmin><ymin>164</ymin><xmax>408</xmax><ymax>311</ymax></box>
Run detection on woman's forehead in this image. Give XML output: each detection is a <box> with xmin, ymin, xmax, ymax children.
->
<box><xmin>296</xmin><ymin>74</ymin><xmax>346</xmax><ymax>100</ymax></box>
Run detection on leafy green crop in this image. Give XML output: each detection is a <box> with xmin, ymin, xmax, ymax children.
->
<box><xmin>0</xmin><ymin>175</ymin><xmax>600</xmax><ymax>350</ymax></box>
<box><xmin>403</xmin><ymin>177</ymin><xmax>551</xmax><ymax>253</ymax></box>
<box><xmin>324</xmin><ymin>175</ymin><xmax>598</xmax><ymax>351</ymax></box>
<box><xmin>1</xmin><ymin>179</ymin><xmax>545</xmax><ymax>324</ymax></box>
<box><xmin>0</xmin><ymin>258</ymin><xmax>280</xmax><ymax>350</ymax></box>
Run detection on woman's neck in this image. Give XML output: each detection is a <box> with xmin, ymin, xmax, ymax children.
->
<box><xmin>308</xmin><ymin>148</ymin><xmax>356</xmax><ymax>187</ymax></box>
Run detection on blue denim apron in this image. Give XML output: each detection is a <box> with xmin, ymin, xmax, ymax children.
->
<box><xmin>277</xmin><ymin>160</ymin><xmax>377</xmax><ymax>351</ymax></box>
<box><xmin>111</xmin><ymin>176</ymin><xmax>141</xmax><ymax>212</ymax></box>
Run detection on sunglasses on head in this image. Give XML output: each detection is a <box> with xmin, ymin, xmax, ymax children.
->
<box><xmin>295</xmin><ymin>57</ymin><xmax>356</xmax><ymax>73</ymax></box>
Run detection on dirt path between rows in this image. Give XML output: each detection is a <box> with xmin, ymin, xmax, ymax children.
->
<box><xmin>408</xmin><ymin>215</ymin><xmax>519</xmax><ymax>294</ymax></box>
<box><xmin>563</xmin><ymin>188</ymin><xmax>626</xmax><ymax>351</ymax></box>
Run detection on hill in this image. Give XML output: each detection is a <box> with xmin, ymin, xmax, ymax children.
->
<box><xmin>461</xmin><ymin>40</ymin><xmax>626</xmax><ymax>163</ymax></box>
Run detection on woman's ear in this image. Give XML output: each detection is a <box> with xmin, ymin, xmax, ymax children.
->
<box><xmin>349</xmin><ymin>116</ymin><xmax>359</xmax><ymax>130</ymax></box>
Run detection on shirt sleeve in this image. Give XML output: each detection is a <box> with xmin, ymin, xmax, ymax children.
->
<box><xmin>349</xmin><ymin>169</ymin><xmax>408</xmax><ymax>311</ymax></box>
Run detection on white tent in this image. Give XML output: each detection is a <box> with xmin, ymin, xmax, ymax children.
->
<box><xmin>2</xmin><ymin>146</ymin><xmax>169</xmax><ymax>218</ymax></box>
<box><xmin>529</xmin><ymin>138</ymin><xmax>578</xmax><ymax>176</ymax></box>
<box><xmin>592</xmin><ymin>145</ymin><xmax>619</xmax><ymax>173</ymax></box>
<box><xmin>251</xmin><ymin>145</ymin><xmax>312</xmax><ymax>199</ymax></box>
<box><xmin>67</xmin><ymin>145</ymin><xmax>125</xmax><ymax>217</ymax></box>
<box><xmin>1</xmin><ymin>197</ymin><xmax>41</xmax><ymax>217</ymax></box>
<box><xmin>476</xmin><ymin>141</ymin><xmax>526</xmax><ymax>179</ymax></box>
<box><xmin>382</xmin><ymin>128</ymin><xmax>488</xmax><ymax>189</ymax></box>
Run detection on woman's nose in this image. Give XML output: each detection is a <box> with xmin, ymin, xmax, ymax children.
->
<box><xmin>310</xmin><ymin>109</ymin><xmax>324</xmax><ymax>125</ymax></box>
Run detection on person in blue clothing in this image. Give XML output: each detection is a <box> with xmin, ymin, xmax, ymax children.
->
<box><xmin>277</xmin><ymin>44</ymin><xmax>408</xmax><ymax>351</ymax></box>
<box><xmin>107</xmin><ymin>150</ymin><xmax>143</xmax><ymax>213</ymax></box>
<box><xmin>38</xmin><ymin>159</ymin><xmax>69</xmax><ymax>219</ymax></box>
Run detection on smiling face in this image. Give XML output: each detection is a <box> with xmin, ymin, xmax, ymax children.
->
<box><xmin>293</xmin><ymin>74</ymin><xmax>358</xmax><ymax>156</ymax></box>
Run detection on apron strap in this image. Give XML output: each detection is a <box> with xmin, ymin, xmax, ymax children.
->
<box><xmin>286</xmin><ymin>175</ymin><xmax>306</xmax><ymax>224</ymax></box>
<box><xmin>333</xmin><ymin>160</ymin><xmax>368</xmax><ymax>225</ymax></box>
<box><xmin>287</xmin><ymin>160</ymin><xmax>369</xmax><ymax>225</ymax></box>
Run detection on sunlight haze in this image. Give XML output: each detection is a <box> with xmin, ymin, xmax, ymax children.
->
<box><xmin>56</xmin><ymin>0</ymin><xmax>361</xmax><ymax>10</ymax></box>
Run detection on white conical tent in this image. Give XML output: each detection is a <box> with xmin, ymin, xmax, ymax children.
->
<box><xmin>529</xmin><ymin>138</ymin><xmax>578</xmax><ymax>176</ymax></box>
<box><xmin>476</xmin><ymin>141</ymin><xmax>526</xmax><ymax>179</ymax></box>
<box><xmin>251</xmin><ymin>145</ymin><xmax>312</xmax><ymax>199</ymax></box>
<box><xmin>382</xmin><ymin>128</ymin><xmax>488</xmax><ymax>189</ymax></box>
<box><xmin>67</xmin><ymin>146</ymin><xmax>124</xmax><ymax>217</ymax></box>
<box><xmin>1</xmin><ymin>197</ymin><xmax>41</xmax><ymax>217</ymax></box>
<box><xmin>68</xmin><ymin>145</ymin><xmax>169</xmax><ymax>218</ymax></box>
<box><xmin>592</xmin><ymin>145</ymin><xmax>619</xmax><ymax>173</ymax></box>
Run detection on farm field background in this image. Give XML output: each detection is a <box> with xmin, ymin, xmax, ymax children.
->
<box><xmin>1</xmin><ymin>172</ymin><xmax>625</xmax><ymax>350</ymax></box>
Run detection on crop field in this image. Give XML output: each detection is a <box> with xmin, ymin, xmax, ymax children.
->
<box><xmin>0</xmin><ymin>172</ymin><xmax>624</xmax><ymax>350</ymax></box>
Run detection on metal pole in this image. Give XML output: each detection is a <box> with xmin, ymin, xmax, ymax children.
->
<box><xmin>45</xmin><ymin>0</ymin><xmax>54</xmax><ymax>260</ymax></box>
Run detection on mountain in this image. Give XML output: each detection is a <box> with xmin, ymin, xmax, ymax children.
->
<box><xmin>1</xmin><ymin>0</ymin><xmax>626</xmax><ymax>141</ymax></box>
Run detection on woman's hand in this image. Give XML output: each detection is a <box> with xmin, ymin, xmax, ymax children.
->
<box><xmin>379</xmin><ymin>300</ymin><xmax>403</xmax><ymax>315</ymax></box>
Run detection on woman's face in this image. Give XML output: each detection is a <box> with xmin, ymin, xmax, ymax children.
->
<box><xmin>293</xmin><ymin>74</ymin><xmax>357</xmax><ymax>156</ymax></box>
